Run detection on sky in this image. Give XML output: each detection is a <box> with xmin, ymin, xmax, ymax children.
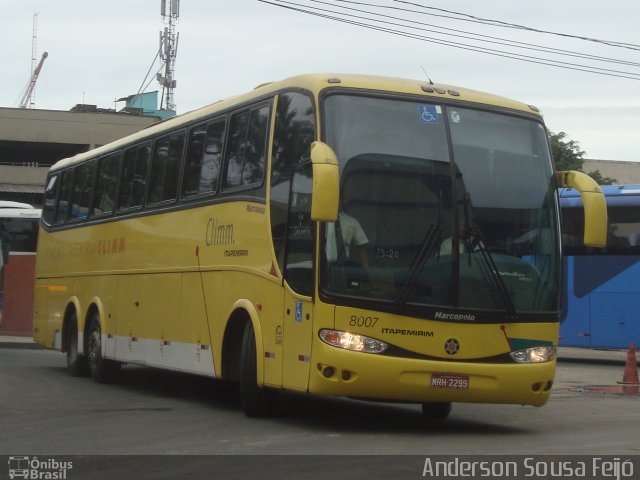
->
<box><xmin>3</xmin><ymin>0</ymin><xmax>640</xmax><ymax>161</ymax></box>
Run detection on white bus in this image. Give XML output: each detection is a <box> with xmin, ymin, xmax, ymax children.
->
<box><xmin>0</xmin><ymin>201</ymin><xmax>41</xmax><ymax>322</ymax></box>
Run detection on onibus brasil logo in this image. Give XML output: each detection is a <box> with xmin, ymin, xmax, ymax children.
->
<box><xmin>8</xmin><ymin>456</ymin><xmax>73</xmax><ymax>479</ymax></box>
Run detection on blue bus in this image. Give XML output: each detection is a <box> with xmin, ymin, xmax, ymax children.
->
<box><xmin>560</xmin><ymin>184</ymin><xmax>640</xmax><ymax>349</ymax></box>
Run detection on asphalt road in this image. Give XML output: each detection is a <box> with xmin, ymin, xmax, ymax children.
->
<box><xmin>0</xmin><ymin>346</ymin><xmax>638</xmax><ymax>478</ymax></box>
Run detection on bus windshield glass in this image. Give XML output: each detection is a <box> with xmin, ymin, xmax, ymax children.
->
<box><xmin>321</xmin><ymin>94</ymin><xmax>561</xmax><ymax>317</ymax></box>
<box><xmin>0</xmin><ymin>213</ymin><xmax>40</xmax><ymax>253</ymax></box>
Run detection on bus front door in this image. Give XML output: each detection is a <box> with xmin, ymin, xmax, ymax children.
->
<box><xmin>282</xmin><ymin>285</ymin><xmax>313</xmax><ymax>391</ymax></box>
<box><xmin>280</xmin><ymin>166</ymin><xmax>315</xmax><ymax>390</ymax></box>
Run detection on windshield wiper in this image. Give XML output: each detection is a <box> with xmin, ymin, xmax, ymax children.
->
<box><xmin>394</xmin><ymin>221</ymin><xmax>443</xmax><ymax>309</ymax></box>
<box><xmin>468</xmin><ymin>227</ymin><xmax>518</xmax><ymax>319</ymax></box>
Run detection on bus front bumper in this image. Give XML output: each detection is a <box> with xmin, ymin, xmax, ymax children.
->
<box><xmin>308</xmin><ymin>342</ymin><xmax>556</xmax><ymax>407</ymax></box>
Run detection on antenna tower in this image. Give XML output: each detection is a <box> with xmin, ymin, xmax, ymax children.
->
<box><xmin>17</xmin><ymin>13</ymin><xmax>46</xmax><ymax>109</ymax></box>
<box><xmin>158</xmin><ymin>0</ymin><xmax>179</xmax><ymax>111</ymax></box>
<box><xmin>31</xmin><ymin>13</ymin><xmax>38</xmax><ymax>88</ymax></box>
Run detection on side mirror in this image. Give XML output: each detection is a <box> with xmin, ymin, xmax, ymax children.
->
<box><xmin>310</xmin><ymin>141</ymin><xmax>339</xmax><ymax>222</ymax></box>
<box><xmin>556</xmin><ymin>170</ymin><xmax>608</xmax><ymax>247</ymax></box>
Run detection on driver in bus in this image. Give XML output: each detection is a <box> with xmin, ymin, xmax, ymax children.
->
<box><xmin>440</xmin><ymin>212</ymin><xmax>475</xmax><ymax>256</ymax></box>
<box><xmin>326</xmin><ymin>211</ymin><xmax>370</xmax><ymax>267</ymax></box>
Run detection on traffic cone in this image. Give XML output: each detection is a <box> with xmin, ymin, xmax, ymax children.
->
<box><xmin>620</xmin><ymin>342</ymin><xmax>640</xmax><ymax>385</ymax></box>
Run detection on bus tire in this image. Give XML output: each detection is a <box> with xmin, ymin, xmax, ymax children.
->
<box><xmin>87</xmin><ymin>313</ymin><xmax>120</xmax><ymax>384</ymax></box>
<box><xmin>421</xmin><ymin>402</ymin><xmax>452</xmax><ymax>420</ymax></box>
<box><xmin>239</xmin><ymin>321</ymin><xmax>272</xmax><ymax>417</ymax></box>
<box><xmin>65</xmin><ymin>312</ymin><xmax>89</xmax><ymax>377</ymax></box>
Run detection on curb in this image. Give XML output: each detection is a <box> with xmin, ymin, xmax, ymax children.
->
<box><xmin>0</xmin><ymin>341</ymin><xmax>44</xmax><ymax>350</ymax></box>
<box><xmin>556</xmin><ymin>347</ymin><xmax>629</xmax><ymax>365</ymax></box>
<box><xmin>0</xmin><ymin>335</ymin><xmax>44</xmax><ymax>350</ymax></box>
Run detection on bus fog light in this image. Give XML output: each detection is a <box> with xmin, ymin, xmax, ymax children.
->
<box><xmin>323</xmin><ymin>366</ymin><xmax>335</xmax><ymax>378</ymax></box>
<box><xmin>319</xmin><ymin>329</ymin><xmax>388</xmax><ymax>354</ymax></box>
<box><xmin>510</xmin><ymin>346</ymin><xmax>557</xmax><ymax>363</ymax></box>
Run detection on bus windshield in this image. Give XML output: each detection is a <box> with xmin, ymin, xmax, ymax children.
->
<box><xmin>321</xmin><ymin>94</ymin><xmax>561</xmax><ymax>317</ymax></box>
<box><xmin>0</xmin><ymin>203</ymin><xmax>40</xmax><ymax>255</ymax></box>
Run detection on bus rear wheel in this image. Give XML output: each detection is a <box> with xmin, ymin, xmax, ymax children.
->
<box><xmin>65</xmin><ymin>312</ymin><xmax>89</xmax><ymax>377</ymax></box>
<box><xmin>87</xmin><ymin>314</ymin><xmax>120</xmax><ymax>383</ymax></box>
<box><xmin>421</xmin><ymin>402</ymin><xmax>452</xmax><ymax>420</ymax></box>
<box><xmin>239</xmin><ymin>321</ymin><xmax>273</xmax><ymax>417</ymax></box>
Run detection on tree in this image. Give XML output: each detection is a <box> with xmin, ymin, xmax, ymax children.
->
<box><xmin>584</xmin><ymin>169</ymin><xmax>616</xmax><ymax>186</ymax></box>
<box><xmin>548</xmin><ymin>130</ymin><xmax>615</xmax><ymax>185</ymax></box>
<box><xmin>548</xmin><ymin>131</ymin><xmax>585</xmax><ymax>171</ymax></box>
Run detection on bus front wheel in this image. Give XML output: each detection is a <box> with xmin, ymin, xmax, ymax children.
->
<box><xmin>65</xmin><ymin>312</ymin><xmax>89</xmax><ymax>377</ymax></box>
<box><xmin>87</xmin><ymin>314</ymin><xmax>120</xmax><ymax>384</ymax></box>
<box><xmin>239</xmin><ymin>321</ymin><xmax>273</xmax><ymax>417</ymax></box>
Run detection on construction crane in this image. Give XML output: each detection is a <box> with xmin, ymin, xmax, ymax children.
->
<box><xmin>18</xmin><ymin>51</ymin><xmax>48</xmax><ymax>109</ymax></box>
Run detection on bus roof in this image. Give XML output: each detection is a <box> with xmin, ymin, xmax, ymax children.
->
<box><xmin>0</xmin><ymin>201</ymin><xmax>35</xmax><ymax>210</ymax></box>
<box><xmin>0</xmin><ymin>208</ymin><xmax>41</xmax><ymax>219</ymax></box>
<box><xmin>49</xmin><ymin>73</ymin><xmax>543</xmax><ymax>173</ymax></box>
<box><xmin>559</xmin><ymin>184</ymin><xmax>640</xmax><ymax>207</ymax></box>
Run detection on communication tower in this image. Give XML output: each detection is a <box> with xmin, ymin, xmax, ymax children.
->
<box><xmin>157</xmin><ymin>0</ymin><xmax>179</xmax><ymax>112</ymax></box>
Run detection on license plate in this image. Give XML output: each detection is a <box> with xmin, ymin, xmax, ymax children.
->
<box><xmin>430</xmin><ymin>373</ymin><xmax>469</xmax><ymax>389</ymax></box>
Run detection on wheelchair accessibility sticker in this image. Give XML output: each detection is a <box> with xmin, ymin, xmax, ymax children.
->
<box><xmin>418</xmin><ymin>105</ymin><xmax>440</xmax><ymax>124</ymax></box>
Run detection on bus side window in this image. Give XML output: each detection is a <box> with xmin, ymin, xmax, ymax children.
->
<box><xmin>270</xmin><ymin>92</ymin><xmax>316</xmax><ymax>274</ymax></box>
<box><xmin>70</xmin><ymin>160</ymin><xmax>96</xmax><ymax>221</ymax></box>
<box><xmin>223</xmin><ymin>104</ymin><xmax>269</xmax><ymax>190</ymax></box>
<box><xmin>92</xmin><ymin>153</ymin><xmax>122</xmax><ymax>217</ymax></box>
<box><xmin>55</xmin><ymin>170</ymin><xmax>74</xmax><ymax>224</ymax></box>
<box><xmin>182</xmin><ymin>119</ymin><xmax>225</xmax><ymax>198</ymax></box>
<box><xmin>148</xmin><ymin>131</ymin><xmax>185</xmax><ymax>205</ymax></box>
<box><xmin>43</xmin><ymin>174</ymin><xmax>59</xmax><ymax>225</ymax></box>
<box><xmin>119</xmin><ymin>143</ymin><xmax>151</xmax><ymax>211</ymax></box>
<box><xmin>284</xmin><ymin>163</ymin><xmax>314</xmax><ymax>296</ymax></box>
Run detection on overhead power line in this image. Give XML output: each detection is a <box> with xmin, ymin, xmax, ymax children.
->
<box><xmin>392</xmin><ymin>0</ymin><xmax>640</xmax><ymax>51</ymax></box>
<box><xmin>312</xmin><ymin>0</ymin><xmax>640</xmax><ymax>67</ymax></box>
<box><xmin>257</xmin><ymin>0</ymin><xmax>640</xmax><ymax>81</ymax></box>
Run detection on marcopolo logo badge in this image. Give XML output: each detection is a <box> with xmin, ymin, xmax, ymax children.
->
<box><xmin>444</xmin><ymin>338</ymin><xmax>460</xmax><ymax>356</ymax></box>
<box><xmin>8</xmin><ymin>456</ymin><xmax>73</xmax><ymax>479</ymax></box>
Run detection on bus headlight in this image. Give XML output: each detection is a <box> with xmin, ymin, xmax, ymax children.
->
<box><xmin>319</xmin><ymin>329</ymin><xmax>388</xmax><ymax>354</ymax></box>
<box><xmin>510</xmin><ymin>346</ymin><xmax>557</xmax><ymax>363</ymax></box>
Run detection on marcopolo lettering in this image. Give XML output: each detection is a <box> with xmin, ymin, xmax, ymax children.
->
<box><xmin>434</xmin><ymin>311</ymin><xmax>476</xmax><ymax>322</ymax></box>
<box><xmin>246</xmin><ymin>204</ymin><xmax>265</xmax><ymax>214</ymax></box>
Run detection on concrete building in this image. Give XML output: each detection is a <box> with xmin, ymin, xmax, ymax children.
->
<box><xmin>583</xmin><ymin>159</ymin><xmax>640</xmax><ymax>185</ymax></box>
<box><xmin>0</xmin><ymin>103</ymin><xmax>162</xmax><ymax>206</ymax></box>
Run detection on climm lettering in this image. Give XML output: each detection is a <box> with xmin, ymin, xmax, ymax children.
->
<box><xmin>205</xmin><ymin>218</ymin><xmax>234</xmax><ymax>246</ymax></box>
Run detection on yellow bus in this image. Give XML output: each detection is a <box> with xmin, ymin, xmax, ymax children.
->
<box><xmin>33</xmin><ymin>74</ymin><xmax>606</xmax><ymax>419</ymax></box>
